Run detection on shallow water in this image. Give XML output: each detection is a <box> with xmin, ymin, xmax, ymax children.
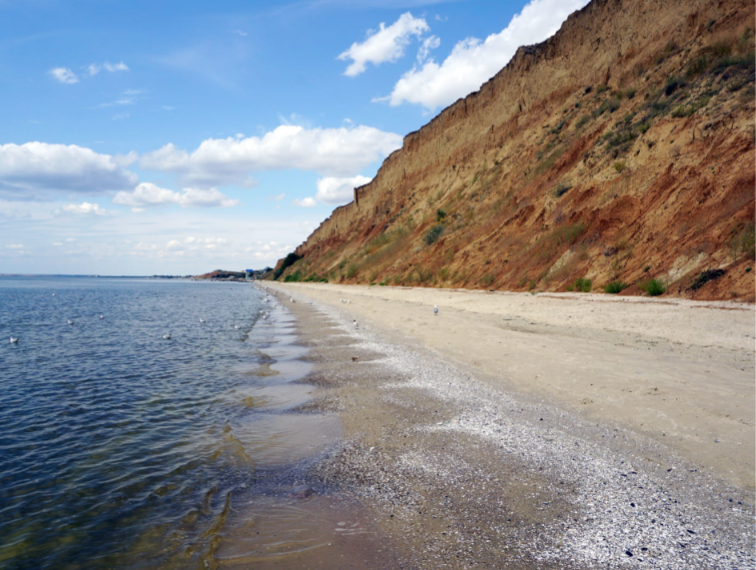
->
<box><xmin>0</xmin><ymin>277</ymin><xmax>340</xmax><ymax>569</ymax></box>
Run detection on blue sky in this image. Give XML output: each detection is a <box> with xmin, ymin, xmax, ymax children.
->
<box><xmin>0</xmin><ymin>0</ymin><xmax>587</xmax><ymax>275</ymax></box>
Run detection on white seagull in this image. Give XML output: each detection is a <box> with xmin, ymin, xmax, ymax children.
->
<box><xmin>163</xmin><ymin>333</ymin><xmax>171</xmax><ymax>340</ymax></box>
<box><xmin>99</xmin><ymin>315</ymin><xmax>104</xmax><ymax>319</ymax></box>
<box><xmin>199</xmin><ymin>318</ymin><xmax>206</xmax><ymax>323</ymax></box>
<box><xmin>67</xmin><ymin>320</ymin><xmax>74</xmax><ymax>325</ymax></box>
<box><xmin>353</xmin><ymin>320</ymin><xmax>358</xmax><ymax>329</ymax></box>
<box><xmin>9</xmin><ymin>336</ymin><xmax>18</xmax><ymax>344</ymax></box>
<box><xmin>434</xmin><ymin>305</ymin><xmax>438</xmax><ymax>315</ymax></box>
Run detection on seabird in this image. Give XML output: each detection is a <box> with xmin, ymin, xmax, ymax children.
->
<box><xmin>199</xmin><ymin>318</ymin><xmax>206</xmax><ymax>323</ymax></box>
<box><xmin>9</xmin><ymin>337</ymin><xmax>18</xmax><ymax>344</ymax></box>
<box><xmin>234</xmin><ymin>325</ymin><xmax>240</xmax><ymax>329</ymax></box>
<box><xmin>353</xmin><ymin>320</ymin><xmax>358</xmax><ymax>329</ymax></box>
<box><xmin>67</xmin><ymin>320</ymin><xmax>74</xmax><ymax>325</ymax></box>
<box><xmin>99</xmin><ymin>315</ymin><xmax>104</xmax><ymax>319</ymax></box>
<box><xmin>163</xmin><ymin>333</ymin><xmax>171</xmax><ymax>340</ymax></box>
<box><xmin>434</xmin><ymin>305</ymin><xmax>438</xmax><ymax>315</ymax></box>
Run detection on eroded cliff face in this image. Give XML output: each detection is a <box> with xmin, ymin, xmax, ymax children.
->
<box><xmin>276</xmin><ymin>0</ymin><xmax>755</xmax><ymax>301</ymax></box>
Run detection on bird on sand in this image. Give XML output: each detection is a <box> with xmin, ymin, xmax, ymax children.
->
<box><xmin>353</xmin><ymin>320</ymin><xmax>358</xmax><ymax>329</ymax></box>
<box><xmin>9</xmin><ymin>337</ymin><xmax>18</xmax><ymax>344</ymax></box>
<box><xmin>434</xmin><ymin>305</ymin><xmax>438</xmax><ymax>315</ymax></box>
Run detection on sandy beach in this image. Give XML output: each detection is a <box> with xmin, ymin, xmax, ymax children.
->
<box><xmin>256</xmin><ymin>282</ymin><xmax>754</xmax><ymax>569</ymax></box>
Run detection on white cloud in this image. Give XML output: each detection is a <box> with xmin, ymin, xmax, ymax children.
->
<box><xmin>49</xmin><ymin>67</ymin><xmax>78</xmax><ymax>84</ymax></box>
<box><xmin>112</xmin><ymin>112</ymin><xmax>130</xmax><ymax>121</ymax></box>
<box><xmin>62</xmin><ymin>202</ymin><xmax>108</xmax><ymax>216</ymax></box>
<box><xmin>0</xmin><ymin>142</ymin><xmax>138</xmax><ymax>200</ymax></box>
<box><xmin>382</xmin><ymin>0</ymin><xmax>589</xmax><ymax>110</ymax></box>
<box><xmin>292</xmin><ymin>197</ymin><xmax>317</xmax><ymax>208</ymax></box>
<box><xmin>267</xmin><ymin>193</ymin><xmax>286</xmax><ymax>201</ymax></box>
<box><xmin>6</xmin><ymin>244</ymin><xmax>24</xmax><ymax>249</ymax></box>
<box><xmin>89</xmin><ymin>61</ymin><xmax>130</xmax><ymax>75</ymax></box>
<box><xmin>315</xmin><ymin>175</ymin><xmax>372</xmax><ymax>205</ymax></box>
<box><xmin>417</xmin><ymin>35</ymin><xmax>440</xmax><ymax>64</ymax></box>
<box><xmin>104</xmin><ymin>61</ymin><xmax>129</xmax><ymax>72</ymax></box>
<box><xmin>338</xmin><ymin>12</ymin><xmax>429</xmax><ymax>77</ymax></box>
<box><xmin>140</xmin><ymin>124</ymin><xmax>401</xmax><ymax>188</ymax></box>
<box><xmin>113</xmin><ymin>182</ymin><xmax>239</xmax><ymax>211</ymax></box>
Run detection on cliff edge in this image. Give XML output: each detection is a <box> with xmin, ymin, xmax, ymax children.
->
<box><xmin>275</xmin><ymin>0</ymin><xmax>755</xmax><ymax>301</ymax></box>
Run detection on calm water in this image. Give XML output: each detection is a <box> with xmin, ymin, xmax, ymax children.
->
<box><xmin>0</xmin><ymin>277</ymin><xmax>331</xmax><ymax>569</ymax></box>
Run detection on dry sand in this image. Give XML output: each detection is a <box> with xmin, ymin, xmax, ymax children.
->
<box><xmin>253</xmin><ymin>282</ymin><xmax>754</xmax><ymax>569</ymax></box>
<box><xmin>274</xmin><ymin>283</ymin><xmax>755</xmax><ymax>491</ymax></box>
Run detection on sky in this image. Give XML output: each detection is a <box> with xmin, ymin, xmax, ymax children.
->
<box><xmin>0</xmin><ymin>0</ymin><xmax>589</xmax><ymax>275</ymax></box>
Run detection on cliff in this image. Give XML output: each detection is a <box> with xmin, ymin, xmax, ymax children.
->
<box><xmin>275</xmin><ymin>0</ymin><xmax>755</xmax><ymax>301</ymax></box>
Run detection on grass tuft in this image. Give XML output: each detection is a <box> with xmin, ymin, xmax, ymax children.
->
<box><xmin>639</xmin><ymin>278</ymin><xmax>666</xmax><ymax>296</ymax></box>
<box><xmin>604</xmin><ymin>280</ymin><xmax>627</xmax><ymax>294</ymax></box>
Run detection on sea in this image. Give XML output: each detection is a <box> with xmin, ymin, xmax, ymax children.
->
<box><xmin>0</xmin><ymin>276</ymin><xmax>341</xmax><ymax>569</ymax></box>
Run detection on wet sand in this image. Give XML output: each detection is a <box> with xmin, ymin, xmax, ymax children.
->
<box><xmin>254</xmin><ymin>282</ymin><xmax>754</xmax><ymax>569</ymax></box>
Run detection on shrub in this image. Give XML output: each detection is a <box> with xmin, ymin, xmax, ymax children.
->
<box><xmin>436</xmin><ymin>208</ymin><xmax>447</xmax><ymax>222</ymax></box>
<box><xmin>686</xmin><ymin>55</ymin><xmax>709</xmax><ymax>77</ymax></box>
<box><xmin>423</xmin><ymin>224</ymin><xmax>444</xmax><ymax>246</ymax></box>
<box><xmin>613</xmin><ymin>161</ymin><xmax>626</xmax><ymax>173</ymax></box>
<box><xmin>284</xmin><ymin>270</ymin><xmax>302</xmax><ymax>283</ymax></box>
<box><xmin>607</xmin><ymin>99</ymin><xmax>621</xmax><ymax>113</ymax></box>
<box><xmin>640</xmin><ymin>278</ymin><xmax>666</xmax><ymax>296</ymax></box>
<box><xmin>573</xmin><ymin>277</ymin><xmax>592</xmax><ymax>292</ymax></box>
<box><xmin>729</xmin><ymin>221</ymin><xmax>756</xmax><ymax>259</ymax></box>
<box><xmin>274</xmin><ymin>252</ymin><xmax>302</xmax><ymax>280</ymax></box>
<box><xmin>576</xmin><ymin>115</ymin><xmax>591</xmax><ymax>128</ymax></box>
<box><xmin>554</xmin><ymin>182</ymin><xmax>572</xmax><ymax>197</ymax></box>
<box><xmin>604</xmin><ymin>280</ymin><xmax>628</xmax><ymax>294</ymax></box>
<box><xmin>480</xmin><ymin>273</ymin><xmax>495</xmax><ymax>287</ymax></box>
<box><xmin>346</xmin><ymin>263</ymin><xmax>358</xmax><ymax>279</ymax></box>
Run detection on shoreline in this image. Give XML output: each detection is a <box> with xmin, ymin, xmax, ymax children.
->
<box><xmin>256</xmin><ymin>282</ymin><xmax>754</xmax><ymax>569</ymax></box>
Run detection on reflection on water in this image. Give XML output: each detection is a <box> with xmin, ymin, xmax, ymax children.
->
<box><xmin>0</xmin><ymin>278</ymin><xmax>349</xmax><ymax>569</ymax></box>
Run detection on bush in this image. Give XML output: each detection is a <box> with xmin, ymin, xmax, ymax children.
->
<box><xmin>729</xmin><ymin>221</ymin><xmax>755</xmax><ymax>259</ymax></box>
<box><xmin>640</xmin><ymin>278</ymin><xmax>666</xmax><ymax>296</ymax></box>
<box><xmin>554</xmin><ymin>182</ymin><xmax>571</xmax><ymax>197</ymax></box>
<box><xmin>346</xmin><ymin>263</ymin><xmax>358</xmax><ymax>279</ymax></box>
<box><xmin>284</xmin><ymin>270</ymin><xmax>302</xmax><ymax>283</ymax></box>
<box><xmin>424</xmin><ymin>224</ymin><xmax>444</xmax><ymax>246</ymax></box>
<box><xmin>573</xmin><ymin>277</ymin><xmax>592</xmax><ymax>292</ymax></box>
<box><xmin>436</xmin><ymin>209</ymin><xmax>447</xmax><ymax>222</ymax></box>
<box><xmin>274</xmin><ymin>252</ymin><xmax>302</xmax><ymax>280</ymax></box>
<box><xmin>613</xmin><ymin>161</ymin><xmax>626</xmax><ymax>173</ymax></box>
<box><xmin>604</xmin><ymin>280</ymin><xmax>628</xmax><ymax>294</ymax></box>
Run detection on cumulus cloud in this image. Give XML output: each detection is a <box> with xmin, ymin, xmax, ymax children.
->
<box><xmin>49</xmin><ymin>67</ymin><xmax>78</xmax><ymax>84</ymax></box>
<box><xmin>292</xmin><ymin>197</ymin><xmax>317</xmax><ymax>208</ymax></box>
<box><xmin>0</xmin><ymin>142</ymin><xmax>138</xmax><ymax>200</ymax></box>
<box><xmin>315</xmin><ymin>175</ymin><xmax>372</xmax><ymax>205</ymax></box>
<box><xmin>382</xmin><ymin>0</ymin><xmax>589</xmax><ymax>110</ymax></box>
<box><xmin>62</xmin><ymin>202</ymin><xmax>108</xmax><ymax>216</ymax></box>
<box><xmin>113</xmin><ymin>182</ymin><xmax>239</xmax><ymax>211</ymax></box>
<box><xmin>140</xmin><ymin>124</ymin><xmax>401</xmax><ymax>188</ymax></box>
<box><xmin>338</xmin><ymin>12</ymin><xmax>429</xmax><ymax>76</ymax></box>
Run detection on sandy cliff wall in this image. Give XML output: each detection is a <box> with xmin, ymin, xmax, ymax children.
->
<box><xmin>277</xmin><ymin>0</ymin><xmax>755</xmax><ymax>301</ymax></box>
